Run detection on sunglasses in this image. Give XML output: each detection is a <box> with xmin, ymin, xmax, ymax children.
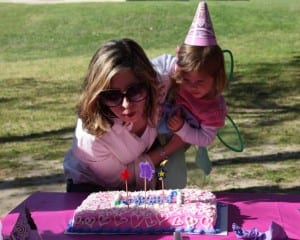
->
<box><xmin>98</xmin><ymin>82</ymin><xmax>148</xmax><ymax>107</ymax></box>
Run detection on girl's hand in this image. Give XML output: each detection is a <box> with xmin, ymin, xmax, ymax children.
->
<box><xmin>167</xmin><ymin>109</ymin><xmax>184</xmax><ymax>132</ymax></box>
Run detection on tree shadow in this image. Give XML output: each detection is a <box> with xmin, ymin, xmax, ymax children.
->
<box><xmin>224</xmin><ymin>54</ymin><xmax>300</xmax><ymax>149</ymax></box>
<box><xmin>212</xmin><ymin>150</ymin><xmax>300</xmax><ymax>165</ymax></box>
<box><xmin>186</xmin><ymin>150</ymin><xmax>300</xmax><ymax>194</ymax></box>
<box><xmin>0</xmin><ymin>173</ymin><xmax>65</xmax><ymax>190</ymax></box>
<box><xmin>221</xmin><ymin>185</ymin><xmax>300</xmax><ymax>194</ymax></box>
<box><xmin>186</xmin><ymin>150</ymin><xmax>300</xmax><ymax>168</ymax></box>
<box><xmin>228</xmin><ymin>54</ymin><xmax>300</xmax><ymax>109</ymax></box>
<box><xmin>0</xmin><ymin>127</ymin><xmax>74</xmax><ymax>143</ymax></box>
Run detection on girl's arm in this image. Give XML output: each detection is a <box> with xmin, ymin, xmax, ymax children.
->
<box><xmin>165</xmin><ymin>107</ymin><xmax>218</xmax><ymax>147</ymax></box>
<box><xmin>175</xmin><ymin>122</ymin><xmax>218</xmax><ymax>147</ymax></box>
<box><xmin>147</xmin><ymin>134</ymin><xmax>188</xmax><ymax>165</ymax></box>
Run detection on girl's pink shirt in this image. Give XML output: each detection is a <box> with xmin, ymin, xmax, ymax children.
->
<box><xmin>176</xmin><ymin>87</ymin><xmax>227</xmax><ymax>128</ymax></box>
<box><xmin>174</xmin><ymin>87</ymin><xmax>227</xmax><ymax>146</ymax></box>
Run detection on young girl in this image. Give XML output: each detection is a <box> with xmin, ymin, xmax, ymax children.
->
<box><xmin>152</xmin><ymin>1</ymin><xmax>227</xmax><ymax>177</ymax></box>
<box><xmin>167</xmin><ymin>44</ymin><xmax>227</xmax><ymax>147</ymax></box>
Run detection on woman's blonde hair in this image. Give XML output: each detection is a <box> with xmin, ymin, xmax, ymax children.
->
<box><xmin>77</xmin><ymin>38</ymin><xmax>158</xmax><ymax>136</ymax></box>
<box><xmin>174</xmin><ymin>44</ymin><xmax>226</xmax><ymax>97</ymax></box>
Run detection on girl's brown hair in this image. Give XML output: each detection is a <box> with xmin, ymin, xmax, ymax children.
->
<box><xmin>77</xmin><ymin>38</ymin><xmax>158</xmax><ymax>136</ymax></box>
<box><xmin>174</xmin><ymin>44</ymin><xmax>227</xmax><ymax>97</ymax></box>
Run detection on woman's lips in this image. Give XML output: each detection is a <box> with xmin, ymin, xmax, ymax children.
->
<box><xmin>123</xmin><ymin>112</ymin><xmax>135</xmax><ymax>118</ymax></box>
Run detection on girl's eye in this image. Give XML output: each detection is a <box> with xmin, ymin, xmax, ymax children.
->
<box><xmin>182</xmin><ymin>79</ymin><xmax>203</xmax><ymax>87</ymax></box>
<box><xmin>194</xmin><ymin>81</ymin><xmax>204</xmax><ymax>85</ymax></box>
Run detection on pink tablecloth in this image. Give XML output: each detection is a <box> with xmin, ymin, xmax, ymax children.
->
<box><xmin>1</xmin><ymin>192</ymin><xmax>300</xmax><ymax>240</ymax></box>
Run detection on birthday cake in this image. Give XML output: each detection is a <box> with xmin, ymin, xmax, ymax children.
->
<box><xmin>66</xmin><ymin>188</ymin><xmax>219</xmax><ymax>234</ymax></box>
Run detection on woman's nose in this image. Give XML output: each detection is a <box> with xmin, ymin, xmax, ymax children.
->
<box><xmin>121</xmin><ymin>96</ymin><xmax>130</xmax><ymax>108</ymax></box>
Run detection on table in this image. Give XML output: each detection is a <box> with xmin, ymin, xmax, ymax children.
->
<box><xmin>1</xmin><ymin>192</ymin><xmax>300</xmax><ymax>239</ymax></box>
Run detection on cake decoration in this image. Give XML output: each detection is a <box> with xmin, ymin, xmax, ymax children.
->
<box><xmin>139</xmin><ymin>161</ymin><xmax>155</xmax><ymax>207</ymax></box>
<box><xmin>139</xmin><ymin>161</ymin><xmax>155</xmax><ymax>181</ymax></box>
<box><xmin>157</xmin><ymin>159</ymin><xmax>168</xmax><ymax>204</ymax></box>
<box><xmin>157</xmin><ymin>160</ymin><xmax>168</xmax><ymax>182</ymax></box>
<box><xmin>120</xmin><ymin>168</ymin><xmax>130</xmax><ymax>182</ymax></box>
<box><xmin>120</xmin><ymin>168</ymin><xmax>130</xmax><ymax>206</ymax></box>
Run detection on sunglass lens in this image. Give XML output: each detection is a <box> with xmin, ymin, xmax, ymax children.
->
<box><xmin>99</xmin><ymin>90</ymin><xmax>122</xmax><ymax>107</ymax></box>
<box><xmin>127</xmin><ymin>83</ymin><xmax>147</xmax><ymax>102</ymax></box>
<box><xmin>99</xmin><ymin>83</ymin><xmax>148</xmax><ymax>107</ymax></box>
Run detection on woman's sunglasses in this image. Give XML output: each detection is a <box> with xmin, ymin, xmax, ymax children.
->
<box><xmin>98</xmin><ymin>82</ymin><xmax>148</xmax><ymax>107</ymax></box>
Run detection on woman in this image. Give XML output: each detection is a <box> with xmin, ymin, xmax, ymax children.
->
<box><xmin>64</xmin><ymin>38</ymin><xmax>183</xmax><ymax>192</ymax></box>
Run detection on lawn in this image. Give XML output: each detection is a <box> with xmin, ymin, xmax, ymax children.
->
<box><xmin>0</xmin><ymin>0</ymin><xmax>299</xmax><ymax>214</ymax></box>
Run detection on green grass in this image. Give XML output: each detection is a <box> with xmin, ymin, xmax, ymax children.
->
<box><xmin>0</xmin><ymin>0</ymin><xmax>299</xmax><ymax>193</ymax></box>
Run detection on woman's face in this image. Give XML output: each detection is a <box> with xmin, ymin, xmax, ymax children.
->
<box><xmin>180</xmin><ymin>70</ymin><xmax>214</xmax><ymax>99</ymax></box>
<box><xmin>108</xmin><ymin>69</ymin><xmax>147</xmax><ymax>124</ymax></box>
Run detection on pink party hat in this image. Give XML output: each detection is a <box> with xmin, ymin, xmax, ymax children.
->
<box><xmin>184</xmin><ymin>1</ymin><xmax>217</xmax><ymax>46</ymax></box>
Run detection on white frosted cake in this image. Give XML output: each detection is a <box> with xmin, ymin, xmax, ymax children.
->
<box><xmin>66</xmin><ymin>188</ymin><xmax>219</xmax><ymax>234</ymax></box>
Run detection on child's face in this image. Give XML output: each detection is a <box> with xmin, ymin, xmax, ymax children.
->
<box><xmin>180</xmin><ymin>70</ymin><xmax>214</xmax><ymax>99</ymax></box>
